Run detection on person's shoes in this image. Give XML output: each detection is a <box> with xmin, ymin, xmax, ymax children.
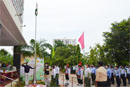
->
<box><xmin>67</xmin><ymin>83</ymin><xmax>69</xmax><ymax>85</ymax></box>
<box><xmin>64</xmin><ymin>84</ymin><xmax>67</xmax><ymax>86</ymax></box>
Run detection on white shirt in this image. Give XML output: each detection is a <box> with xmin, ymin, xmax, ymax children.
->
<box><xmin>51</xmin><ymin>68</ymin><xmax>56</xmax><ymax>78</ymax></box>
<box><xmin>65</xmin><ymin>68</ymin><xmax>70</xmax><ymax>76</ymax></box>
<box><xmin>80</xmin><ymin>68</ymin><xmax>83</xmax><ymax>79</ymax></box>
<box><xmin>85</xmin><ymin>67</ymin><xmax>91</xmax><ymax>78</ymax></box>
<box><xmin>76</xmin><ymin>66</ymin><xmax>79</xmax><ymax>74</ymax></box>
<box><xmin>55</xmin><ymin>66</ymin><xmax>59</xmax><ymax>74</ymax></box>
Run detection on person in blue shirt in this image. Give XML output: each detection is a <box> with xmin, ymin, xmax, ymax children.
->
<box><xmin>91</xmin><ymin>65</ymin><xmax>96</xmax><ymax>85</ymax></box>
<box><xmin>121</xmin><ymin>66</ymin><xmax>127</xmax><ymax>86</ymax></box>
<box><xmin>115</xmin><ymin>66</ymin><xmax>121</xmax><ymax>87</ymax></box>
<box><xmin>126</xmin><ymin>65</ymin><xmax>130</xmax><ymax>84</ymax></box>
<box><xmin>106</xmin><ymin>65</ymin><xmax>111</xmax><ymax>87</ymax></box>
<box><xmin>110</xmin><ymin>65</ymin><xmax>115</xmax><ymax>84</ymax></box>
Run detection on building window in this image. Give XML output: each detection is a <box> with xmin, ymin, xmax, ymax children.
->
<box><xmin>12</xmin><ymin>0</ymin><xmax>24</xmax><ymax>23</ymax></box>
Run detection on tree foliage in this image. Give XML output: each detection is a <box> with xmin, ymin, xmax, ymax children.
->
<box><xmin>16</xmin><ymin>39</ymin><xmax>52</xmax><ymax>59</ymax></box>
<box><xmin>45</xmin><ymin>40</ymin><xmax>83</xmax><ymax>69</ymax></box>
<box><xmin>0</xmin><ymin>51</ymin><xmax>13</xmax><ymax>65</ymax></box>
<box><xmin>103</xmin><ymin>18</ymin><xmax>130</xmax><ymax>65</ymax></box>
<box><xmin>0</xmin><ymin>49</ymin><xmax>8</xmax><ymax>55</ymax></box>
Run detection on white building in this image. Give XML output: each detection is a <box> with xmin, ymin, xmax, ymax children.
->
<box><xmin>0</xmin><ymin>0</ymin><xmax>26</xmax><ymax>46</ymax></box>
<box><xmin>0</xmin><ymin>0</ymin><xmax>26</xmax><ymax>76</ymax></box>
<box><xmin>53</xmin><ymin>38</ymin><xmax>77</xmax><ymax>45</ymax></box>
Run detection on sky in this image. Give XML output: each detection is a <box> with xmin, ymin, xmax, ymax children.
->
<box><xmin>0</xmin><ymin>0</ymin><xmax>130</xmax><ymax>55</ymax></box>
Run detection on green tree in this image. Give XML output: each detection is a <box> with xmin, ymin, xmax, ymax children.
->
<box><xmin>54</xmin><ymin>39</ymin><xmax>66</xmax><ymax>50</ymax></box>
<box><xmin>17</xmin><ymin>39</ymin><xmax>52</xmax><ymax>59</ymax></box>
<box><xmin>103</xmin><ymin>18</ymin><xmax>130</xmax><ymax>65</ymax></box>
<box><xmin>86</xmin><ymin>44</ymin><xmax>109</xmax><ymax>65</ymax></box>
<box><xmin>0</xmin><ymin>49</ymin><xmax>8</xmax><ymax>55</ymax></box>
<box><xmin>0</xmin><ymin>52</ymin><xmax>13</xmax><ymax>65</ymax></box>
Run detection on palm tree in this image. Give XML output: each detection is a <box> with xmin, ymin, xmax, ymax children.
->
<box><xmin>17</xmin><ymin>39</ymin><xmax>52</xmax><ymax>83</ymax></box>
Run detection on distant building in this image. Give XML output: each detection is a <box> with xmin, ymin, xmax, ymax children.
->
<box><xmin>53</xmin><ymin>38</ymin><xmax>77</xmax><ymax>45</ymax></box>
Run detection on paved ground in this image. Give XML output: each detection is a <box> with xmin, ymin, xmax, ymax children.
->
<box><xmin>59</xmin><ymin>72</ymin><xmax>130</xmax><ymax>87</ymax></box>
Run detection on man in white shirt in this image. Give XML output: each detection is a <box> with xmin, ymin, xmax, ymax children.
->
<box><xmin>85</xmin><ymin>64</ymin><xmax>91</xmax><ymax>87</ymax></box>
<box><xmin>55</xmin><ymin>64</ymin><xmax>60</xmax><ymax>86</ymax></box>
<box><xmin>76</xmin><ymin>65</ymin><xmax>79</xmax><ymax>85</ymax></box>
<box><xmin>51</xmin><ymin>65</ymin><xmax>56</xmax><ymax>86</ymax></box>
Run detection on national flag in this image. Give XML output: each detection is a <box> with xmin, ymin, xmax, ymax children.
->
<box><xmin>52</xmin><ymin>47</ymin><xmax>55</xmax><ymax>59</ymax></box>
<box><xmin>35</xmin><ymin>3</ymin><xmax>38</xmax><ymax>16</ymax></box>
<box><xmin>78</xmin><ymin>32</ymin><xmax>85</xmax><ymax>50</ymax></box>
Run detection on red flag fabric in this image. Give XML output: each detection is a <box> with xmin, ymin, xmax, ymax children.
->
<box><xmin>78</xmin><ymin>32</ymin><xmax>85</xmax><ymax>50</ymax></box>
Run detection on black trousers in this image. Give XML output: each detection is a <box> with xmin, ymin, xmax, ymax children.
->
<box><xmin>76</xmin><ymin>74</ymin><xmax>79</xmax><ymax>83</ymax></box>
<box><xmin>56</xmin><ymin>74</ymin><xmax>59</xmax><ymax>86</ymax></box>
<box><xmin>91</xmin><ymin>73</ymin><xmax>95</xmax><ymax>85</ymax></box>
<box><xmin>111</xmin><ymin>73</ymin><xmax>114</xmax><ymax>84</ymax></box>
<box><xmin>127</xmin><ymin>74</ymin><xmax>130</xmax><ymax>84</ymax></box>
<box><xmin>73</xmin><ymin>70</ymin><xmax>75</xmax><ymax>74</ymax></box>
<box><xmin>97</xmin><ymin>81</ymin><xmax>108</xmax><ymax>87</ymax></box>
<box><xmin>78</xmin><ymin>77</ymin><xmax>83</xmax><ymax>84</ymax></box>
<box><xmin>121</xmin><ymin>74</ymin><xmax>126</xmax><ymax>85</ymax></box>
<box><xmin>116</xmin><ymin>76</ymin><xmax>121</xmax><ymax>87</ymax></box>
<box><xmin>65</xmin><ymin>74</ymin><xmax>69</xmax><ymax>80</ymax></box>
<box><xmin>107</xmin><ymin>76</ymin><xmax>111</xmax><ymax>87</ymax></box>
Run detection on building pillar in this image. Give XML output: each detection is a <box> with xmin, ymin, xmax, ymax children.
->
<box><xmin>0</xmin><ymin>24</ymin><xmax>1</xmax><ymax>45</ymax></box>
<box><xmin>13</xmin><ymin>46</ymin><xmax>22</xmax><ymax>75</ymax></box>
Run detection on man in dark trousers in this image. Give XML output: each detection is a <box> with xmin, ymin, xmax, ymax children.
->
<box><xmin>95</xmin><ymin>61</ymin><xmax>108</xmax><ymax>87</ymax></box>
<box><xmin>106</xmin><ymin>65</ymin><xmax>111</xmax><ymax>87</ymax></box>
<box><xmin>91</xmin><ymin>65</ymin><xmax>96</xmax><ymax>85</ymax></box>
<box><xmin>126</xmin><ymin>65</ymin><xmax>130</xmax><ymax>84</ymax></box>
<box><xmin>110</xmin><ymin>65</ymin><xmax>115</xmax><ymax>84</ymax></box>
<box><xmin>55</xmin><ymin>64</ymin><xmax>60</xmax><ymax>86</ymax></box>
<box><xmin>21</xmin><ymin>62</ymin><xmax>35</xmax><ymax>86</ymax></box>
<box><xmin>121</xmin><ymin>66</ymin><xmax>126</xmax><ymax>86</ymax></box>
<box><xmin>115</xmin><ymin>66</ymin><xmax>121</xmax><ymax>87</ymax></box>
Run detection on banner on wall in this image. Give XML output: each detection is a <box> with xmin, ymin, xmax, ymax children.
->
<box><xmin>20</xmin><ymin>57</ymin><xmax>44</xmax><ymax>80</ymax></box>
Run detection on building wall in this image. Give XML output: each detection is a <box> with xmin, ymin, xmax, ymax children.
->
<box><xmin>2</xmin><ymin>0</ymin><xmax>24</xmax><ymax>33</ymax></box>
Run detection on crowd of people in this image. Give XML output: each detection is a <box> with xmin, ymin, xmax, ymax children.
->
<box><xmin>0</xmin><ymin>62</ymin><xmax>12</xmax><ymax>70</ymax></box>
<box><xmin>21</xmin><ymin>61</ymin><xmax>130</xmax><ymax>87</ymax></box>
<box><xmin>64</xmin><ymin>61</ymin><xmax>130</xmax><ymax>87</ymax></box>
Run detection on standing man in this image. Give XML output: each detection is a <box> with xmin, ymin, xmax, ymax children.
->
<box><xmin>51</xmin><ymin>65</ymin><xmax>56</xmax><ymax>86</ymax></box>
<box><xmin>121</xmin><ymin>66</ymin><xmax>127</xmax><ymax>86</ymax></box>
<box><xmin>43</xmin><ymin>63</ymin><xmax>51</xmax><ymax>87</ymax></box>
<box><xmin>106</xmin><ymin>65</ymin><xmax>111</xmax><ymax>87</ymax></box>
<box><xmin>126</xmin><ymin>65</ymin><xmax>130</xmax><ymax>84</ymax></box>
<box><xmin>55</xmin><ymin>64</ymin><xmax>60</xmax><ymax>86</ymax></box>
<box><xmin>65</xmin><ymin>64</ymin><xmax>70</xmax><ymax>86</ymax></box>
<box><xmin>77</xmin><ymin>63</ymin><xmax>83</xmax><ymax>87</ymax></box>
<box><xmin>76</xmin><ymin>65</ymin><xmax>79</xmax><ymax>85</ymax></box>
<box><xmin>85</xmin><ymin>64</ymin><xmax>91</xmax><ymax>87</ymax></box>
<box><xmin>110</xmin><ymin>65</ymin><xmax>115</xmax><ymax>84</ymax></box>
<box><xmin>115</xmin><ymin>66</ymin><xmax>121</xmax><ymax>87</ymax></box>
<box><xmin>95</xmin><ymin>61</ymin><xmax>108</xmax><ymax>87</ymax></box>
<box><xmin>91</xmin><ymin>65</ymin><xmax>96</xmax><ymax>85</ymax></box>
<box><xmin>21</xmin><ymin>62</ymin><xmax>35</xmax><ymax>86</ymax></box>
<box><xmin>73</xmin><ymin>65</ymin><xmax>76</xmax><ymax>74</ymax></box>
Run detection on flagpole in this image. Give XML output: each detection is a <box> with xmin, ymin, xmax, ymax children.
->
<box><xmin>83</xmin><ymin>48</ymin><xmax>85</xmax><ymax>87</ymax></box>
<box><xmin>33</xmin><ymin>2</ymin><xmax>37</xmax><ymax>85</ymax></box>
